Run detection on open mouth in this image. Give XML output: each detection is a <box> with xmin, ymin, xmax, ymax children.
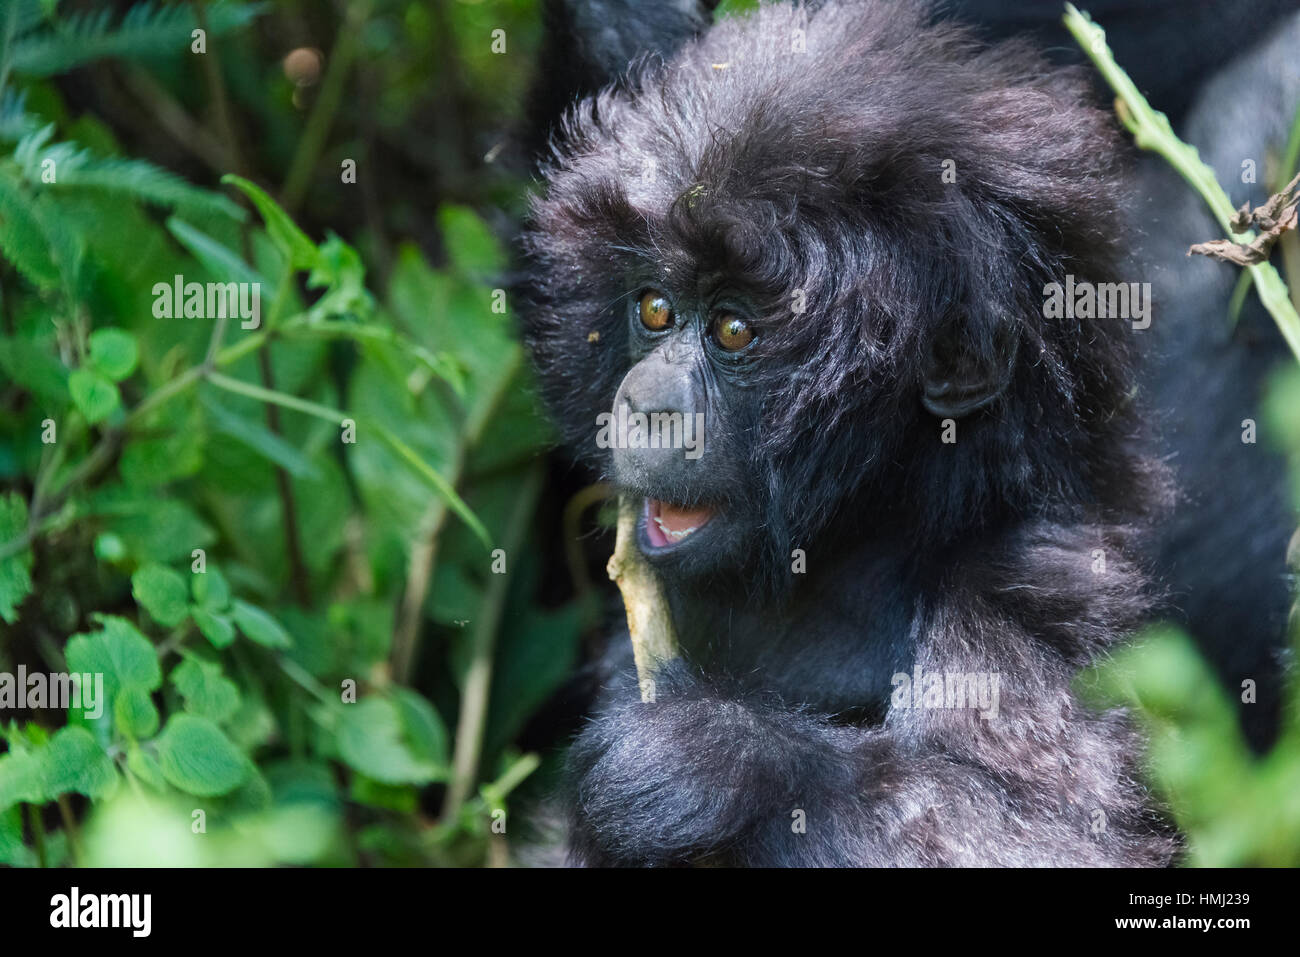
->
<box><xmin>642</xmin><ymin>497</ymin><xmax>714</xmax><ymax>550</ymax></box>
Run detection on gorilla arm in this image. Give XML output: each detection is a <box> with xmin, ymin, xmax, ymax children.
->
<box><xmin>566</xmin><ymin>536</ymin><xmax>1176</xmax><ymax>868</ymax></box>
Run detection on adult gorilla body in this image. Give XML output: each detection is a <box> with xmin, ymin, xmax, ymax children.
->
<box><xmin>522</xmin><ymin>0</ymin><xmax>1177</xmax><ymax>866</ymax></box>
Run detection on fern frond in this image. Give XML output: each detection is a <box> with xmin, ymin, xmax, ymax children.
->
<box><xmin>67</xmin><ymin>158</ymin><xmax>246</xmax><ymax>220</ymax></box>
<box><xmin>3</xmin><ymin>0</ymin><xmax>52</xmax><ymax>41</ymax></box>
<box><xmin>13</xmin><ymin>124</ymin><xmax>245</xmax><ymax>221</ymax></box>
<box><xmin>10</xmin><ymin>1</ymin><xmax>265</xmax><ymax>77</ymax></box>
<box><xmin>0</xmin><ymin>168</ymin><xmax>63</xmax><ymax>290</ymax></box>
<box><xmin>0</xmin><ymin>89</ymin><xmax>41</xmax><ymax>142</ymax></box>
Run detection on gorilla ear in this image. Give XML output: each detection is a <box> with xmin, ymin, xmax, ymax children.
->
<box><xmin>920</xmin><ymin>317</ymin><xmax>1019</xmax><ymax>418</ymax></box>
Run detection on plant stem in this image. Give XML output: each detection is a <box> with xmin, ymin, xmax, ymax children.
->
<box><xmin>441</xmin><ymin>464</ymin><xmax>543</xmax><ymax>822</ymax></box>
<box><xmin>256</xmin><ymin>346</ymin><xmax>311</xmax><ymax>605</ymax></box>
<box><xmin>1064</xmin><ymin>3</ymin><xmax>1300</xmax><ymax>362</ymax></box>
<box><xmin>56</xmin><ymin>796</ymin><xmax>82</xmax><ymax>866</ymax></box>
<box><xmin>206</xmin><ymin>370</ymin><xmax>348</xmax><ymax>424</ymax></box>
<box><xmin>390</xmin><ymin>347</ymin><xmax>520</xmax><ymax>682</ymax></box>
<box><xmin>192</xmin><ymin>0</ymin><xmax>246</xmax><ymax>178</ymax></box>
<box><xmin>282</xmin><ymin>0</ymin><xmax>373</xmax><ymax>213</ymax></box>
<box><xmin>26</xmin><ymin>803</ymin><xmax>47</xmax><ymax>867</ymax></box>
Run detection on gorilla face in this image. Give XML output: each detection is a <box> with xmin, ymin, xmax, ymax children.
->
<box><xmin>523</xmin><ymin>0</ymin><xmax>1145</xmax><ymax>597</ymax></box>
<box><xmin>609</xmin><ymin>279</ymin><xmax>767</xmax><ymax>580</ymax></box>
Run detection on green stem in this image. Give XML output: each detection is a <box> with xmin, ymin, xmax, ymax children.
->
<box><xmin>281</xmin><ymin>0</ymin><xmax>373</xmax><ymax>213</ymax></box>
<box><xmin>1064</xmin><ymin>3</ymin><xmax>1300</xmax><ymax>362</ymax></box>
<box><xmin>276</xmin><ymin>654</ymin><xmax>339</xmax><ymax>711</ymax></box>
<box><xmin>56</xmin><ymin>796</ymin><xmax>83</xmax><ymax>867</ymax></box>
<box><xmin>209</xmin><ymin>370</ymin><xmax>488</xmax><ymax>546</ymax></box>
<box><xmin>26</xmin><ymin>803</ymin><xmax>47</xmax><ymax>867</ymax></box>
<box><xmin>389</xmin><ymin>348</ymin><xmax>519</xmax><ymax>682</ymax></box>
<box><xmin>441</xmin><ymin>463</ymin><xmax>544</xmax><ymax>822</ymax></box>
<box><xmin>0</xmin><ymin>502</ymin><xmax>78</xmax><ymax>562</ymax></box>
<box><xmin>206</xmin><ymin>370</ymin><xmax>347</xmax><ymax>424</ymax></box>
<box><xmin>373</xmin><ymin>424</ymin><xmax>491</xmax><ymax>548</ymax></box>
<box><xmin>1278</xmin><ymin>98</ymin><xmax>1300</xmax><ymax>192</ymax></box>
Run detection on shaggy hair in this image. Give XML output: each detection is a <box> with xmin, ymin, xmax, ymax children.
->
<box><xmin>520</xmin><ymin>0</ymin><xmax>1177</xmax><ymax>866</ymax></box>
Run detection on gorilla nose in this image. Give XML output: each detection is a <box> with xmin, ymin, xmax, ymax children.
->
<box><xmin>618</xmin><ymin>346</ymin><xmax>695</xmax><ymax>418</ymax></box>
<box><xmin>607</xmin><ymin>345</ymin><xmax>708</xmax><ymax>485</ymax></box>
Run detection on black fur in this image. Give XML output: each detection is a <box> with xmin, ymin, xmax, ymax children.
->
<box><xmin>524</xmin><ymin>0</ymin><xmax>720</xmax><ymax>157</ymax></box>
<box><xmin>521</xmin><ymin>0</ymin><xmax>1177</xmax><ymax>866</ymax></box>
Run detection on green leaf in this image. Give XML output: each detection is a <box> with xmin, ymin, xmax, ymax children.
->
<box><xmin>118</xmin><ymin>432</ymin><xmax>205</xmax><ymax>488</ymax></box>
<box><xmin>372</xmin><ymin>423</ymin><xmax>491</xmax><ymax>549</ymax></box>
<box><xmin>167</xmin><ymin>217</ymin><xmax>267</xmax><ymax>287</ymax></box>
<box><xmin>131</xmin><ymin>563</ymin><xmax>190</xmax><ymax>627</ymax></box>
<box><xmin>126</xmin><ymin>745</ymin><xmax>167</xmax><ymax>791</ymax></box>
<box><xmin>60</xmin><ymin>158</ymin><xmax>244</xmax><ymax>220</ymax></box>
<box><xmin>155</xmin><ymin>714</ymin><xmax>249</xmax><ymax>797</ymax></box>
<box><xmin>87</xmin><ymin>328</ymin><xmax>138</xmax><ymax>381</ymax></box>
<box><xmin>13</xmin><ymin>126</ymin><xmax>243</xmax><ymax>221</ymax></box>
<box><xmin>0</xmin><ymin>727</ymin><xmax>117</xmax><ymax>813</ymax></box>
<box><xmin>0</xmin><ymin>493</ymin><xmax>34</xmax><ymax>624</ymax></box>
<box><xmin>0</xmin><ymin>749</ymin><xmax>43</xmax><ymax>811</ymax></box>
<box><xmin>93</xmin><ymin>531</ymin><xmax>128</xmax><ymax>564</ymax></box>
<box><xmin>438</xmin><ymin>205</ymin><xmax>504</xmax><ymax>276</ymax></box>
<box><xmin>191</xmin><ymin>565</ymin><xmax>231</xmax><ymax>611</ymax></box>
<box><xmin>0</xmin><ymin>172</ymin><xmax>58</xmax><ymax>288</ymax></box>
<box><xmin>192</xmin><ymin>607</ymin><xmax>236</xmax><ymax>649</ymax></box>
<box><xmin>65</xmin><ymin>616</ymin><xmax>162</xmax><ymax>692</ymax></box>
<box><xmin>391</xmin><ymin>688</ymin><xmax>449</xmax><ymax>768</ymax></box>
<box><xmin>0</xmin><ymin>807</ymin><xmax>36</xmax><ymax>866</ymax></box>
<box><xmin>221</xmin><ymin>174</ymin><xmax>318</xmax><ymax>270</ymax></box>
<box><xmin>68</xmin><ymin>368</ymin><xmax>120</xmax><ymax>424</ymax></box>
<box><xmin>65</xmin><ymin>615</ymin><xmax>162</xmax><ymax>727</ymax></box>
<box><xmin>230</xmin><ymin>599</ymin><xmax>292</xmax><ymax>650</ymax></box>
<box><xmin>0</xmin><ymin>334</ymin><xmax>70</xmax><ymax>407</ymax></box>
<box><xmin>171</xmin><ymin>657</ymin><xmax>241</xmax><ymax>724</ymax></box>
<box><xmin>336</xmin><ymin>692</ymin><xmax>449</xmax><ymax>786</ymax></box>
<box><xmin>306</xmin><ymin>232</ymin><xmax>374</xmax><ymax>322</ymax></box>
<box><xmin>41</xmin><ymin>727</ymin><xmax>117</xmax><ymax>800</ymax></box>
<box><xmin>113</xmin><ymin>685</ymin><xmax>160</xmax><ymax>739</ymax></box>
<box><xmin>88</xmin><ymin>487</ymin><xmax>215</xmax><ymax>565</ymax></box>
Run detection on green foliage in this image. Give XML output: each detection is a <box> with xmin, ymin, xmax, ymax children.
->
<box><xmin>1080</xmin><ymin>364</ymin><xmax>1300</xmax><ymax>866</ymax></box>
<box><xmin>0</xmin><ymin>0</ymin><xmax>576</xmax><ymax>867</ymax></box>
<box><xmin>1081</xmin><ymin>621</ymin><xmax>1300</xmax><ymax>866</ymax></box>
<box><xmin>6</xmin><ymin>1</ymin><xmax>265</xmax><ymax>77</ymax></box>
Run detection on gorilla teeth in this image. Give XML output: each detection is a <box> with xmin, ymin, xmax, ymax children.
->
<box><xmin>654</xmin><ymin>516</ymin><xmax>698</xmax><ymax>541</ymax></box>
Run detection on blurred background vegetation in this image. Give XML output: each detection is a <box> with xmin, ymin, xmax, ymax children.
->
<box><xmin>0</xmin><ymin>0</ymin><xmax>1296</xmax><ymax>867</ymax></box>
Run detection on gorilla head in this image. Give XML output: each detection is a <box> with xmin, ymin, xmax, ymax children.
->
<box><xmin>522</xmin><ymin>0</ymin><xmax>1155</xmax><ymax>600</ymax></box>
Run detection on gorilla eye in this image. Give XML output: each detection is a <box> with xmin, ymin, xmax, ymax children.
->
<box><xmin>712</xmin><ymin>312</ymin><xmax>755</xmax><ymax>352</ymax></box>
<box><xmin>638</xmin><ymin>291</ymin><xmax>673</xmax><ymax>331</ymax></box>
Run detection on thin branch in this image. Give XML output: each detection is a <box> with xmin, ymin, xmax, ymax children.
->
<box><xmin>441</xmin><ymin>464</ymin><xmax>544</xmax><ymax>821</ymax></box>
<box><xmin>192</xmin><ymin>0</ymin><xmax>246</xmax><ymax>178</ymax></box>
<box><xmin>257</xmin><ymin>347</ymin><xmax>311</xmax><ymax>605</ymax></box>
<box><xmin>282</xmin><ymin>0</ymin><xmax>373</xmax><ymax>214</ymax></box>
<box><xmin>607</xmin><ymin>496</ymin><xmax>680</xmax><ymax>702</ymax></box>
<box><xmin>390</xmin><ymin>347</ymin><xmax>521</xmax><ymax>682</ymax></box>
<box><xmin>1064</xmin><ymin>3</ymin><xmax>1300</xmax><ymax>362</ymax></box>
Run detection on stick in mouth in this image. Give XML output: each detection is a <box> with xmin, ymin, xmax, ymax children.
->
<box><xmin>608</xmin><ymin>496</ymin><xmax>680</xmax><ymax>701</ymax></box>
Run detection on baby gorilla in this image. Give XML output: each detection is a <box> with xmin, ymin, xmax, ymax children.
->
<box><xmin>521</xmin><ymin>0</ymin><xmax>1176</xmax><ymax>866</ymax></box>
